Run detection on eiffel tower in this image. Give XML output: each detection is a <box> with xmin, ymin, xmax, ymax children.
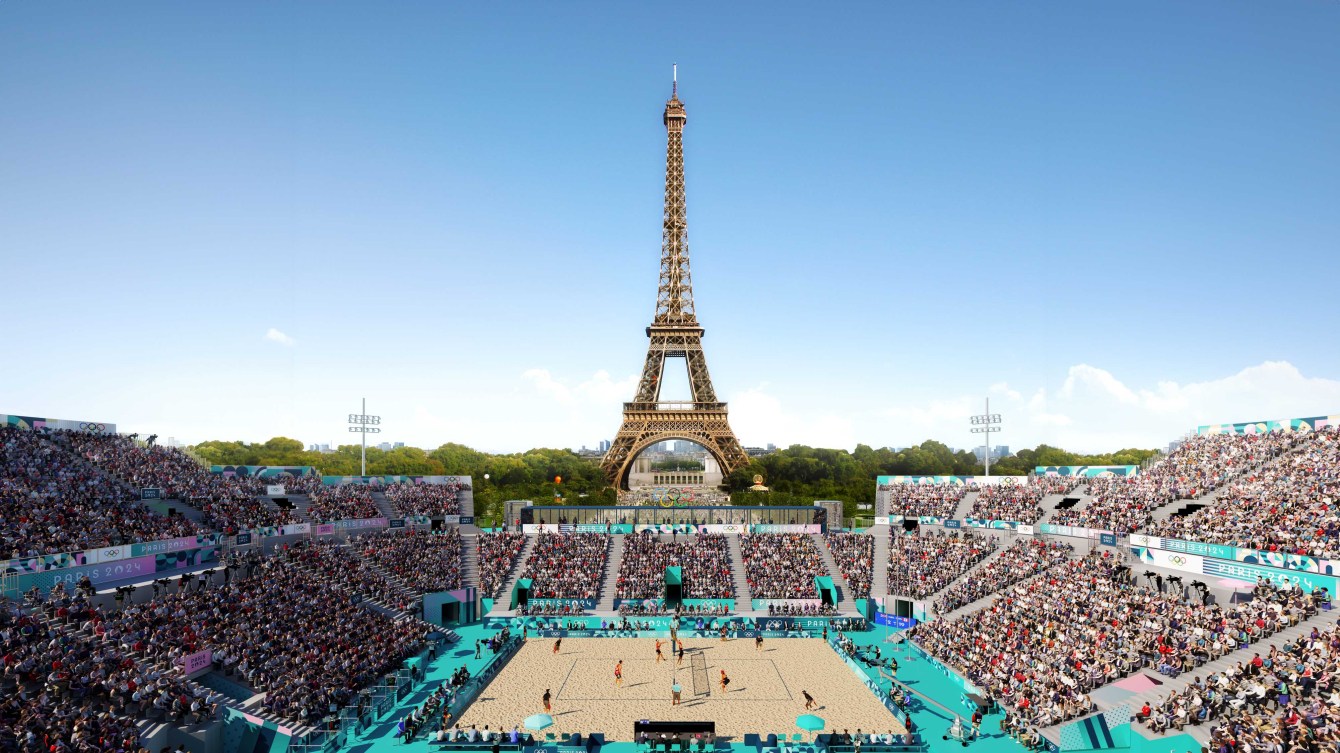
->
<box><xmin>601</xmin><ymin>72</ymin><xmax>749</xmax><ymax>490</ymax></box>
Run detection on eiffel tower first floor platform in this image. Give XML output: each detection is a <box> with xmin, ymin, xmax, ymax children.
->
<box><xmin>601</xmin><ymin>401</ymin><xmax>750</xmax><ymax>489</ymax></box>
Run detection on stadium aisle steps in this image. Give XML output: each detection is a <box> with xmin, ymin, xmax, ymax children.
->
<box><xmin>288</xmin><ymin>493</ymin><xmax>314</xmax><ymax>522</ymax></box>
<box><xmin>370</xmin><ymin>490</ymin><xmax>397</xmax><ymax>520</ymax></box>
<box><xmin>726</xmin><ymin>535</ymin><xmax>753</xmax><ymax>614</ymax></box>
<box><xmin>812</xmin><ymin>532</ymin><xmax>859</xmax><ymax>613</ymax></box>
<box><xmin>1033</xmin><ymin>494</ymin><xmax>1068</xmax><ymax>525</ymax></box>
<box><xmin>487</xmin><ymin>534</ymin><xmax>538</xmax><ymax>614</ymax></box>
<box><xmin>462</xmin><ymin>533</ymin><xmax>480</xmax><ymax>591</ymax></box>
<box><xmin>870</xmin><ymin>525</ymin><xmax>891</xmax><ymax>598</ymax></box>
<box><xmin>952</xmin><ymin>491</ymin><xmax>980</xmax><ymax>521</ymax></box>
<box><xmin>596</xmin><ymin>533</ymin><xmax>625</xmax><ymax>612</ymax></box>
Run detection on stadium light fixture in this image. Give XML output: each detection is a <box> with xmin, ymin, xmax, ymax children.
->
<box><xmin>347</xmin><ymin>397</ymin><xmax>381</xmax><ymax>476</ymax></box>
<box><xmin>969</xmin><ymin>397</ymin><xmax>1003</xmax><ymax>477</ymax></box>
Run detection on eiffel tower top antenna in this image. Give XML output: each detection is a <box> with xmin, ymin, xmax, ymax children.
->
<box><xmin>656</xmin><ymin>63</ymin><xmax>694</xmax><ymax>328</ymax></box>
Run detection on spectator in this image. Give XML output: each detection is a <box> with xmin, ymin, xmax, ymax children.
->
<box><xmin>1</xmin><ymin>426</ymin><xmax>200</xmax><ymax>556</ymax></box>
<box><xmin>740</xmin><ymin>534</ymin><xmax>829</xmax><ymax>599</ymax></box>
<box><xmin>823</xmin><ymin>532</ymin><xmax>874</xmax><ymax>598</ymax></box>
<box><xmin>384</xmin><ymin>481</ymin><xmax>469</xmax><ymax>518</ymax></box>
<box><xmin>520</xmin><ymin>533</ymin><xmax>609</xmax><ymax>601</ymax></box>
<box><xmin>887</xmin><ymin>529</ymin><xmax>996</xmax><ymax>599</ymax></box>
<box><xmin>479</xmin><ymin>532</ymin><xmax>527</xmax><ymax>598</ymax></box>
<box><xmin>932</xmin><ymin>538</ymin><xmax>1073</xmax><ymax>614</ymax></box>
<box><xmin>1145</xmin><ymin>426</ymin><xmax>1340</xmax><ymax>557</ymax></box>
<box><xmin>615</xmin><ymin>531</ymin><xmax>734</xmax><ymax>603</ymax></box>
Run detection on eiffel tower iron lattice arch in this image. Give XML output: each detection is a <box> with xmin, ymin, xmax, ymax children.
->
<box><xmin>601</xmin><ymin>75</ymin><xmax>749</xmax><ymax>490</ymax></box>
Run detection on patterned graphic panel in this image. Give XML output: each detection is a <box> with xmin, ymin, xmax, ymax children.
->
<box><xmin>1197</xmin><ymin>414</ymin><xmax>1338</xmax><ymax>435</ymax></box>
<box><xmin>211</xmin><ymin>465</ymin><xmax>316</xmax><ymax>478</ymax></box>
<box><xmin>1035</xmin><ymin>465</ymin><xmax>1138</xmax><ymax>477</ymax></box>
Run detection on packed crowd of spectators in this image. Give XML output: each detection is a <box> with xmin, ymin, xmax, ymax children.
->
<box><xmin>1</xmin><ymin>584</ymin><xmax>213</xmax><ymax>753</ymax></box>
<box><xmin>58</xmin><ymin>429</ymin><xmax>294</xmax><ymax>534</ymax></box>
<box><xmin>84</xmin><ymin>544</ymin><xmax>425</xmax><ymax>725</ymax></box>
<box><xmin>887</xmin><ymin>529</ymin><xmax>996</xmax><ymax>599</ymax></box>
<box><xmin>520</xmin><ymin>533</ymin><xmax>609</xmax><ymax>600</ymax></box>
<box><xmin>479</xmin><ymin>532</ymin><xmax>527</xmax><ymax>598</ymax></box>
<box><xmin>880</xmin><ymin>482</ymin><xmax>973</xmax><ymax>519</ymax></box>
<box><xmin>286</xmin><ymin>539</ymin><xmax>417</xmax><ymax>613</ymax></box>
<box><xmin>1145</xmin><ymin>426</ymin><xmax>1340</xmax><ymax>557</ymax></box>
<box><xmin>823</xmin><ymin>532</ymin><xmax>874</xmax><ymax>598</ymax></box>
<box><xmin>932</xmin><ymin>538</ymin><xmax>1074</xmax><ymax>614</ymax></box>
<box><xmin>969</xmin><ymin>476</ymin><xmax>1081</xmax><ymax>524</ymax></box>
<box><xmin>306</xmin><ymin>484</ymin><xmax>380</xmax><ymax>522</ymax></box>
<box><xmin>383</xmin><ymin>481</ymin><xmax>468</xmax><ymax>518</ymax></box>
<box><xmin>739</xmin><ymin>533</ymin><xmax>830</xmax><ymax>599</ymax></box>
<box><xmin>1139</xmin><ymin>618</ymin><xmax>1340</xmax><ymax>745</ymax></box>
<box><xmin>2</xmin><ymin>426</ymin><xmax>200</xmax><ymax>557</ymax></box>
<box><xmin>355</xmin><ymin>529</ymin><xmax>463</xmax><ymax>595</ymax></box>
<box><xmin>914</xmin><ymin>553</ymin><xmax>1322</xmax><ymax>730</ymax></box>
<box><xmin>1050</xmin><ymin>431</ymin><xmax>1305</xmax><ymax>533</ymax></box>
<box><xmin>614</xmin><ymin>532</ymin><xmax>734</xmax><ymax>600</ymax></box>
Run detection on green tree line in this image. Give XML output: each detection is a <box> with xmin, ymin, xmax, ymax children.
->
<box><xmin>190</xmin><ymin>437</ymin><xmax>1159</xmax><ymax>524</ymax></box>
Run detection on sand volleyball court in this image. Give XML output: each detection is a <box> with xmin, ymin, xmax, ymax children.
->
<box><xmin>454</xmin><ymin>637</ymin><xmax>906</xmax><ymax>741</ymax></box>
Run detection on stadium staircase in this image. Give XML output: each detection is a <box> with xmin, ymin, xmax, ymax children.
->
<box><xmin>726</xmin><ymin>535</ymin><xmax>754</xmax><ymax>614</ymax></box>
<box><xmin>370</xmin><ymin>490</ymin><xmax>397</xmax><ymax>520</ymax></box>
<box><xmin>488</xmin><ymin>534</ymin><xmax>539</xmax><ymax>614</ymax></box>
<box><xmin>870</xmin><ymin>526</ymin><xmax>891</xmax><ymax>598</ymax></box>
<box><xmin>287</xmin><ymin>493</ymin><xmax>314</xmax><ymax>522</ymax></box>
<box><xmin>461</xmin><ymin>532</ymin><xmax>480</xmax><ymax>592</ymax></box>
<box><xmin>812</xmin><ymin>533</ymin><xmax>860</xmax><ymax>613</ymax></box>
<box><xmin>952</xmin><ymin>491</ymin><xmax>979</xmax><ymax>521</ymax></box>
<box><xmin>1032</xmin><ymin>493</ymin><xmax>1070</xmax><ymax>526</ymax></box>
<box><xmin>1040</xmin><ymin>611</ymin><xmax>1329</xmax><ymax>748</ymax></box>
<box><xmin>596</xmin><ymin>533</ymin><xmax>626</xmax><ymax>612</ymax></box>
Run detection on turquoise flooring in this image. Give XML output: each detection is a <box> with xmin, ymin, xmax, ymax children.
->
<box><xmin>340</xmin><ymin>623</ymin><xmax>1178</xmax><ymax>753</ymax></box>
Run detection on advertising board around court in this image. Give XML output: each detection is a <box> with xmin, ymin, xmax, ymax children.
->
<box><xmin>1129</xmin><ymin>533</ymin><xmax>1338</xmax><ymax>575</ymax></box>
<box><xmin>752</xmin><ymin>524</ymin><xmax>821</xmax><ymax>534</ymax></box>
<box><xmin>1131</xmin><ymin>545</ymin><xmax>1338</xmax><ymax>595</ymax></box>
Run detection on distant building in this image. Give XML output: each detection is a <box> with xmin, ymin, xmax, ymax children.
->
<box><xmin>972</xmin><ymin>445</ymin><xmax>1011</xmax><ymax>462</ymax></box>
<box><xmin>598</xmin><ymin>439</ymin><xmax>611</xmax><ymax>453</ymax></box>
<box><xmin>307</xmin><ymin>443</ymin><xmax>334</xmax><ymax>453</ymax></box>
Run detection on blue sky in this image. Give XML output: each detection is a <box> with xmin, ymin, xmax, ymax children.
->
<box><xmin>2</xmin><ymin>2</ymin><xmax>1338</xmax><ymax>453</ymax></box>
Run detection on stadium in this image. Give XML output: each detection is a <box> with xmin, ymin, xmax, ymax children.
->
<box><xmin>5</xmin><ymin>8</ymin><xmax>1339</xmax><ymax>753</ymax></box>
<box><xmin>5</xmin><ymin>409</ymin><xmax>1339</xmax><ymax>753</ymax></box>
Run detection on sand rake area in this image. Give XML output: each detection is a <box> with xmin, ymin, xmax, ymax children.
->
<box><xmin>455</xmin><ymin>637</ymin><xmax>905</xmax><ymax>741</ymax></box>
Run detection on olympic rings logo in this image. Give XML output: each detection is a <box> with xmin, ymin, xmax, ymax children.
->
<box><xmin>1167</xmin><ymin>555</ymin><xmax>1188</xmax><ymax>566</ymax></box>
<box><xmin>78</xmin><ymin>423</ymin><xmax>107</xmax><ymax>431</ymax></box>
<box><xmin>656</xmin><ymin>487</ymin><xmax>697</xmax><ymax>507</ymax></box>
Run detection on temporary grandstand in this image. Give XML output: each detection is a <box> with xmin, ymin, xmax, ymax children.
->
<box><xmin>3</xmin><ymin>411</ymin><xmax>1338</xmax><ymax>753</ymax></box>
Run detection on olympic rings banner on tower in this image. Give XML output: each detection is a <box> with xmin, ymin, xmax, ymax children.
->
<box><xmin>2</xmin><ymin>414</ymin><xmax>117</xmax><ymax>434</ymax></box>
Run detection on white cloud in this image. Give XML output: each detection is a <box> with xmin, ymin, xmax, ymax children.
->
<box><xmin>875</xmin><ymin>361</ymin><xmax>1340</xmax><ymax>453</ymax></box>
<box><xmin>522</xmin><ymin>369</ymin><xmax>637</xmax><ymax>407</ymax></box>
<box><xmin>728</xmin><ymin>384</ymin><xmax>855</xmax><ymax>449</ymax></box>
<box><xmin>263</xmin><ymin>328</ymin><xmax>295</xmax><ymax>347</ymax></box>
